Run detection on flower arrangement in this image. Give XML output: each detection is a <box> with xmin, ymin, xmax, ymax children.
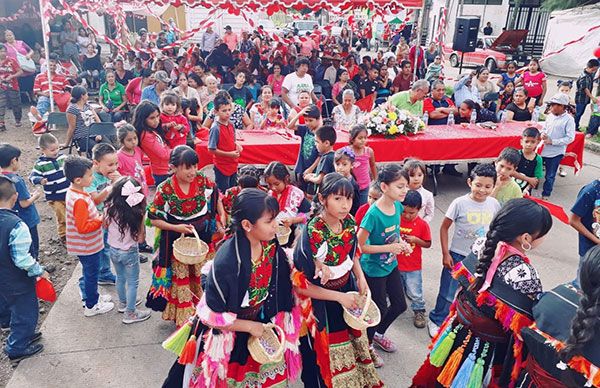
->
<box><xmin>362</xmin><ymin>103</ymin><xmax>426</xmax><ymax>138</ymax></box>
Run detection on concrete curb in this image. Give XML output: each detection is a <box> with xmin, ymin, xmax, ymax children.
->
<box><xmin>584</xmin><ymin>139</ymin><xmax>600</xmax><ymax>154</ymax></box>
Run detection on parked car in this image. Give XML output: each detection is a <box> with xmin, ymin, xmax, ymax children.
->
<box><xmin>284</xmin><ymin>20</ymin><xmax>319</xmax><ymax>36</ymax></box>
<box><xmin>445</xmin><ymin>30</ymin><xmax>531</xmax><ymax>72</ymax></box>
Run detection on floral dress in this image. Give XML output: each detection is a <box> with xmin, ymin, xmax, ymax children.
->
<box><xmin>147</xmin><ymin>172</ymin><xmax>218</xmax><ymax>326</ymax></box>
<box><xmin>293</xmin><ymin>215</ymin><xmax>383</xmax><ymax>388</ymax></box>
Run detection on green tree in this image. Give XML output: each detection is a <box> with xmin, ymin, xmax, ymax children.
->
<box><xmin>542</xmin><ymin>0</ymin><xmax>599</xmax><ymax>11</ymax></box>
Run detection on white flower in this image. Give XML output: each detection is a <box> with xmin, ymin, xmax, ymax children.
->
<box><xmin>373</xmin><ymin>116</ymin><xmax>383</xmax><ymax>124</ymax></box>
<box><xmin>398</xmin><ymin>124</ymin><xmax>405</xmax><ymax>133</ymax></box>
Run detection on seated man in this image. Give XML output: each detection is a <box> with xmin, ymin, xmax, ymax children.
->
<box><xmin>30</xmin><ymin>54</ymin><xmax>70</xmax><ymax>123</ymax></box>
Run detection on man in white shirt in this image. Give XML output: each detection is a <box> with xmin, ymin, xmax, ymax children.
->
<box><xmin>200</xmin><ymin>26</ymin><xmax>220</xmax><ymax>58</ymax></box>
<box><xmin>281</xmin><ymin>58</ymin><xmax>318</xmax><ymax>109</ymax></box>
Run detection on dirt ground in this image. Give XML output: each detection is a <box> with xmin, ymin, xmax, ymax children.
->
<box><xmin>0</xmin><ymin>107</ymin><xmax>75</xmax><ymax>387</ymax></box>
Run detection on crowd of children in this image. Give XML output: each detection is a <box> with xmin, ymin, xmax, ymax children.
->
<box><xmin>0</xmin><ymin>64</ymin><xmax>598</xmax><ymax>386</ymax></box>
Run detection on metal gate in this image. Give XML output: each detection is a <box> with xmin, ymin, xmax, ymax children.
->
<box><xmin>505</xmin><ymin>5</ymin><xmax>550</xmax><ymax>57</ymax></box>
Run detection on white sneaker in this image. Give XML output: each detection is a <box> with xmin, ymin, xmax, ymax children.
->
<box><xmin>427</xmin><ymin>320</ymin><xmax>439</xmax><ymax>338</ymax></box>
<box><xmin>81</xmin><ymin>294</ymin><xmax>111</xmax><ymax>308</ymax></box>
<box><xmin>84</xmin><ymin>301</ymin><xmax>115</xmax><ymax>317</ymax></box>
<box><xmin>118</xmin><ymin>298</ymin><xmax>143</xmax><ymax>313</ymax></box>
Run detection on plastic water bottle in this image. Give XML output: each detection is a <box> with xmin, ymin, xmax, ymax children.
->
<box><xmin>532</xmin><ymin>106</ymin><xmax>540</xmax><ymax>122</ymax></box>
<box><xmin>422</xmin><ymin>111</ymin><xmax>429</xmax><ymax>126</ymax></box>
<box><xmin>470</xmin><ymin>110</ymin><xmax>477</xmax><ymax>124</ymax></box>
<box><xmin>499</xmin><ymin>110</ymin><xmax>507</xmax><ymax>123</ymax></box>
<box><xmin>447</xmin><ymin>111</ymin><xmax>455</xmax><ymax>125</ymax></box>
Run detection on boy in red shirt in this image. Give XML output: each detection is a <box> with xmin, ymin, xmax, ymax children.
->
<box><xmin>398</xmin><ymin>190</ymin><xmax>431</xmax><ymax>329</ymax></box>
<box><xmin>208</xmin><ymin>95</ymin><xmax>242</xmax><ymax>193</ymax></box>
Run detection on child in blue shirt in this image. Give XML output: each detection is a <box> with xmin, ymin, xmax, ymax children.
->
<box><xmin>0</xmin><ymin>144</ymin><xmax>41</xmax><ymax>259</ymax></box>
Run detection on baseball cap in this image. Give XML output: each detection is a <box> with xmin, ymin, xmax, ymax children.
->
<box><xmin>303</xmin><ymin>104</ymin><xmax>321</xmax><ymax>119</ymax></box>
<box><xmin>154</xmin><ymin>70</ymin><xmax>171</xmax><ymax>84</ymax></box>
<box><xmin>548</xmin><ymin>93</ymin><xmax>570</xmax><ymax>106</ymax></box>
<box><xmin>225</xmin><ymin>25</ymin><xmax>232</xmax><ymax>30</ymax></box>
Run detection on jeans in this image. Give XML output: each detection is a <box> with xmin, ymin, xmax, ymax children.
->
<box><xmin>0</xmin><ymin>290</ymin><xmax>39</xmax><ymax>356</ymax></box>
<box><xmin>588</xmin><ymin>115</ymin><xmax>599</xmax><ymax>136</ymax></box>
<box><xmin>214</xmin><ymin>167</ymin><xmax>237</xmax><ymax>193</ymax></box>
<box><xmin>429</xmin><ymin>251</ymin><xmax>465</xmax><ymax>326</ymax></box>
<box><xmin>109</xmin><ymin>245</ymin><xmax>140</xmax><ymax>312</ymax></box>
<box><xmin>79</xmin><ymin>252</ymin><xmax>101</xmax><ymax>308</ymax></box>
<box><xmin>358</xmin><ymin>188</ymin><xmax>369</xmax><ymax>207</ymax></box>
<box><xmin>152</xmin><ymin>174</ymin><xmax>170</xmax><ymax>187</ymax></box>
<box><xmin>29</xmin><ymin>226</ymin><xmax>39</xmax><ymax>260</ymax></box>
<box><xmin>542</xmin><ymin>154</ymin><xmax>564</xmax><ymax>197</ymax></box>
<box><xmin>365</xmin><ymin>267</ymin><xmax>408</xmax><ymax>340</ymax></box>
<box><xmin>0</xmin><ymin>89</ymin><xmax>22</xmax><ymax>125</ymax></box>
<box><xmin>79</xmin><ymin>230</ymin><xmax>115</xmax><ymax>301</ymax></box>
<box><xmin>36</xmin><ymin>96</ymin><xmax>51</xmax><ymax>117</ymax></box>
<box><xmin>574</xmin><ymin>102</ymin><xmax>587</xmax><ymax>130</ymax></box>
<box><xmin>399</xmin><ymin>270</ymin><xmax>426</xmax><ymax>312</ymax></box>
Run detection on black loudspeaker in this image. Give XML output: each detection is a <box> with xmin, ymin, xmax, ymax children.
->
<box><xmin>452</xmin><ymin>17</ymin><xmax>480</xmax><ymax>52</ymax></box>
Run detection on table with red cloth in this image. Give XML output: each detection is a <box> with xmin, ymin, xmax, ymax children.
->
<box><xmin>195</xmin><ymin>122</ymin><xmax>584</xmax><ymax>173</ymax></box>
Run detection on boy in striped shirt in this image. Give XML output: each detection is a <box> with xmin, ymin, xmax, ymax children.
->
<box><xmin>29</xmin><ymin>134</ymin><xmax>69</xmax><ymax>244</ymax></box>
<box><xmin>63</xmin><ymin>156</ymin><xmax>114</xmax><ymax>317</ymax></box>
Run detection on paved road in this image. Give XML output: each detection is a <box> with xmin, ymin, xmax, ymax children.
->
<box><xmin>8</xmin><ymin>148</ymin><xmax>599</xmax><ymax>388</ymax></box>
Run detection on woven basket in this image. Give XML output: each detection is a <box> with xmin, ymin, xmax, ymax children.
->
<box><xmin>248</xmin><ymin>323</ymin><xmax>285</xmax><ymax>364</ymax></box>
<box><xmin>275</xmin><ymin>225</ymin><xmax>292</xmax><ymax>245</ymax></box>
<box><xmin>172</xmin><ymin>228</ymin><xmax>209</xmax><ymax>265</ymax></box>
<box><xmin>342</xmin><ymin>290</ymin><xmax>381</xmax><ymax>330</ymax></box>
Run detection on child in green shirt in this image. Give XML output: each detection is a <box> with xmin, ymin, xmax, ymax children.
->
<box><xmin>493</xmin><ymin>147</ymin><xmax>523</xmax><ymax>206</ymax></box>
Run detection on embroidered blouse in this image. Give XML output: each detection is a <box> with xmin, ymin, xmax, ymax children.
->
<box><xmin>307</xmin><ymin>215</ymin><xmax>356</xmax><ymax>266</ymax></box>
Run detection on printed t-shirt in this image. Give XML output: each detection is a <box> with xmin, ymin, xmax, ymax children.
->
<box><xmin>282</xmin><ymin>72</ymin><xmax>314</xmax><ymax>107</ymax></box>
<box><xmin>522</xmin><ymin>71</ymin><xmax>546</xmax><ymax>98</ymax></box>
<box><xmin>398</xmin><ymin>215</ymin><xmax>431</xmax><ymax>272</ymax></box>
<box><xmin>515</xmin><ymin>151</ymin><xmax>543</xmax><ymax>191</ymax></box>
<box><xmin>0</xmin><ymin>57</ymin><xmax>20</xmax><ymax>91</ymax></box>
<box><xmin>360</xmin><ymin>201</ymin><xmax>404</xmax><ymax>278</ymax></box>
<box><xmin>294</xmin><ymin>125</ymin><xmax>318</xmax><ymax>174</ymax></box>
<box><xmin>85</xmin><ymin>171</ymin><xmax>111</xmax><ymax>212</ymax></box>
<box><xmin>228</xmin><ymin>86</ymin><xmax>253</xmax><ymax>108</ymax></box>
<box><xmin>445</xmin><ymin>194</ymin><xmax>501</xmax><ymax>256</ymax></box>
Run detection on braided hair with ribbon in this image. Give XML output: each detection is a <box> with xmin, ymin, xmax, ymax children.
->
<box><xmin>469</xmin><ymin>198</ymin><xmax>552</xmax><ymax>292</ymax></box>
<box><xmin>104</xmin><ymin>176</ymin><xmax>147</xmax><ymax>242</ymax></box>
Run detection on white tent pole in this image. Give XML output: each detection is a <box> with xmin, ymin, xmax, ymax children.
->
<box><xmin>38</xmin><ymin>0</ymin><xmax>55</xmax><ymax>112</ymax></box>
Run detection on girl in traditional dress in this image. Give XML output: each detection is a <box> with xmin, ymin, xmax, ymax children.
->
<box><xmin>221</xmin><ymin>165</ymin><xmax>264</xmax><ymax>227</ymax></box>
<box><xmin>162</xmin><ymin>188</ymin><xmax>302</xmax><ymax>387</ymax></box>
<box><xmin>293</xmin><ymin>172</ymin><xmax>383</xmax><ymax>388</ymax></box>
<box><xmin>516</xmin><ymin>245</ymin><xmax>600</xmax><ymax>387</ymax></box>
<box><xmin>264</xmin><ymin>161</ymin><xmax>311</xmax><ymax>229</ymax></box>
<box><xmin>412</xmin><ymin>198</ymin><xmax>552</xmax><ymax>388</ymax></box>
<box><xmin>146</xmin><ymin>146</ymin><xmax>223</xmax><ymax>327</ymax></box>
